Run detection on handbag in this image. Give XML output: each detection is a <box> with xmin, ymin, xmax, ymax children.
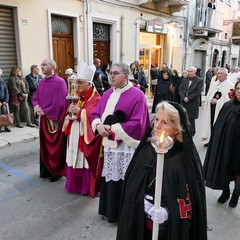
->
<box><xmin>0</xmin><ymin>113</ymin><xmax>14</xmax><ymax>127</ymax></box>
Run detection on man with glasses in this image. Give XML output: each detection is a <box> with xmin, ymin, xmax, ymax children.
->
<box><xmin>33</xmin><ymin>58</ymin><xmax>68</xmax><ymax>182</ymax></box>
<box><xmin>91</xmin><ymin>62</ymin><xmax>150</xmax><ymax>223</ymax></box>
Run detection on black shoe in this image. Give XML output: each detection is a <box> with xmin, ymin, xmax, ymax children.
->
<box><xmin>229</xmin><ymin>191</ymin><xmax>239</xmax><ymax>208</ymax></box>
<box><xmin>49</xmin><ymin>175</ymin><xmax>62</xmax><ymax>182</ymax></box>
<box><xmin>5</xmin><ymin>127</ymin><xmax>11</xmax><ymax>132</ymax></box>
<box><xmin>27</xmin><ymin>122</ymin><xmax>35</xmax><ymax>128</ymax></box>
<box><xmin>16</xmin><ymin>124</ymin><xmax>24</xmax><ymax>128</ymax></box>
<box><xmin>40</xmin><ymin>173</ymin><xmax>51</xmax><ymax>178</ymax></box>
<box><xmin>218</xmin><ymin>189</ymin><xmax>230</xmax><ymax>204</ymax></box>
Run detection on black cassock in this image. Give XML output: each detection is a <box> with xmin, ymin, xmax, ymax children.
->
<box><xmin>117</xmin><ymin>125</ymin><xmax>207</xmax><ymax>240</ymax></box>
<box><xmin>204</xmin><ymin>99</ymin><xmax>240</xmax><ymax>190</ymax></box>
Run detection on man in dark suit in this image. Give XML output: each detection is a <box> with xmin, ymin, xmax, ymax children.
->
<box><xmin>179</xmin><ymin>66</ymin><xmax>203</xmax><ymax>136</ymax></box>
<box><xmin>25</xmin><ymin>65</ymin><xmax>42</xmax><ymax>124</ymax></box>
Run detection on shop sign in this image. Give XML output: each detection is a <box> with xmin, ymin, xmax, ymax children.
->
<box><xmin>146</xmin><ymin>18</ymin><xmax>168</xmax><ymax>34</ymax></box>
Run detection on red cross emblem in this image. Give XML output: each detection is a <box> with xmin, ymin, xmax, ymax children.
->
<box><xmin>177</xmin><ymin>185</ymin><xmax>192</xmax><ymax>219</ymax></box>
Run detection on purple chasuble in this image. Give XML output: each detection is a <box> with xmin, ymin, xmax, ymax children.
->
<box><xmin>32</xmin><ymin>74</ymin><xmax>68</xmax><ymax>121</ymax></box>
<box><xmin>91</xmin><ymin>84</ymin><xmax>150</xmax><ymax>146</ymax></box>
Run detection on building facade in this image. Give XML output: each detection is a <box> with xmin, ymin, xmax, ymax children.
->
<box><xmin>1</xmin><ymin>0</ymin><xmax>239</xmax><ymax>86</ymax></box>
<box><xmin>187</xmin><ymin>0</ymin><xmax>240</xmax><ymax>78</ymax></box>
<box><xmin>0</xmin><ymin>0</ymin><xmax>188</xmax><ymax>86</ymax></box>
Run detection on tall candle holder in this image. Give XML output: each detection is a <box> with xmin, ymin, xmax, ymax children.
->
<box><xmin>150</xmin><ymin>131</ymin><xmax>173</xmax><ymax>240</ymax></box>
<box><xmin>65</xmin><ymin>75</ymin><xmax>80</xmax><ymax>120</ymax></box>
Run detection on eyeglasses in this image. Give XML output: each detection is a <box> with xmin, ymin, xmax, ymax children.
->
<box><xmin>236</xmin><ymin>87</ymin><xmax>240</xmax><ymax>92</ymax></box>
<box><xmin>41</xmin><ymin>63</ymin><xmax>48</xmax><ymax>67</ymax></box>
<box><xmin>109</xmin><ymin>71</ymin><xmax>123</xmax><ymax>76</ymax></box>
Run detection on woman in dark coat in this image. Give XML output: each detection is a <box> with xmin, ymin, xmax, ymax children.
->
<box><xmin>204</xmin><ymin>81</ymin><xmax>240</xmax><ymax>208</ymax></box>
<box><xmin>152</xmin><ymin>70</ymin><xmax>174</xmax><ymax>113</ymax></box>
<box><xmin>92</xmin><ymin>71</ymin><xmax>104</xmax><ymax>96</ymax></box>
<box><xmin>117</xmin><ymin>101</ymin><xmax>207</xmax><ymax>240</ymax></box>
<box><xmin>8</xmin><ymin>67</ymin><xmax>35</xmax><ymax>128</ymax></box>
<box><xmin>101</xmin><ymin>63</ymin><xmax>111</xmax><ymax>91</ymax></box>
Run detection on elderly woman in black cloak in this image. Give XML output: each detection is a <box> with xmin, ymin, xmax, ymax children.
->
<box><xmin>117</xmin><ymin>101</ymin><xmax>207</xmax><ymax>240</ymax></box>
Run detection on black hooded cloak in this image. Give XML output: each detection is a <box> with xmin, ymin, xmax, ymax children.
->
<box><xmin>204</xmin><ymin>99</ymin><xmax>240</xmax><ymax>189</ymax></box>
<box><xmin>152</xmin><ymin>76</ymin><xmax>174</xmax><ymax>113</ymax></box>
<box><xmin>117</xmin><ymin>102</ymin><xmax>207</xmax><ymax>240</ymax></box>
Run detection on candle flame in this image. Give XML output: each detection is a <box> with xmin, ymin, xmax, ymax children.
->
<box><xmin>159</xmin><ymin>131</ymin><xmax>165</xmax><ymax>144</ymax></box>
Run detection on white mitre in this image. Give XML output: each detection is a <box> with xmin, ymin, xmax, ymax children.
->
<box><xmin>76</xmin><ymin>60</ymin><xmax>96</xmax><ymax>82</ymax></box>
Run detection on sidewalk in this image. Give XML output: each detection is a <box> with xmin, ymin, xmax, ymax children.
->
<box><xmin>0</xmin><ymin>125</ymin><xmax>39</xmax><ymax>149</ymax></box>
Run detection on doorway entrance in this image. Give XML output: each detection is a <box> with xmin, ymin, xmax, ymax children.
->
<box><xmin>139</xmin><ymin>47</ymin><xmax>161</xmax><ymax>95</ymax></box>
<box><xmin>212</xmin><ymin>49</ymin><xmax>219</xmax><ymax>67</ymax></box>
<box><xmin>93</xmin><ymin>41</ymin><xmax>110</xmax><ymax>65</ymax></box>
<box><xmin>51</xmin><ymin>15</ymin><xmax>74</xmax><ymax>78</ymax></box>
<box><xmin>93</xmin><ymin>23</ymin><xmax>110</xmax><ymax>66</ymax></box>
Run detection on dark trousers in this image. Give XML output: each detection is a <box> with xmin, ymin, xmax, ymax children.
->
<box><xmin>189</xmin><ymin>118</ymin><xmax>196</xmax><ymax>136</ymax></box>
<box><xmin>99</xmin><ymin>177</ymin><xmax>124</xmax><ymax>223</ymax></box>
<box><xmin>205</xmin><ymin>84</ymin><xmax>210</xmax><ymax>96</ymax></box>
<box><xmin>0</xmin><ymin>103</ymin><xmax>9</xmax><ymax>114</ymax></box>
<box><xmin>210</xmin><ymin>104</ymin><xmax>216</xmax><ymax>132</ymax></box>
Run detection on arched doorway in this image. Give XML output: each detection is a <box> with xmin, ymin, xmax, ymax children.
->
<box><xmin>212</xmin><ymin>49</ymin><xmax>219</xmax><ymax>67</ymax></box>
<box><xmin>221</xmin><ymin>50</ymin><xmax>227</xmax><ymax>68</ymax></box>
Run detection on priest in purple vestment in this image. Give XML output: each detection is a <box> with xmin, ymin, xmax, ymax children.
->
<box><xmin>91</xmin><ymin>62</ymin><xmax>150</xmax><ymax>223</ymax></box>
<box><xmin>32</xmin><ymin>58</ymin><xmax>68</xmax><ymax>182</ymax></box>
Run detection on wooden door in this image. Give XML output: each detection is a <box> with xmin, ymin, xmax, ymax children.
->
<box><xmin>93</xmin><ymin>40</ymin><xmax>110</xmax><ymax>66</ymax></box>
<box><xmin>52</xmin><ymin>36</ymin><xmax>74</xmax><ymax>78</ymax></box>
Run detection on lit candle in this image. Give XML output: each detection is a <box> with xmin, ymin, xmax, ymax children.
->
<box><xmin>152</xmin><ymin>131</ymin><xmax>173</xmax><ymax>240</ymax></box>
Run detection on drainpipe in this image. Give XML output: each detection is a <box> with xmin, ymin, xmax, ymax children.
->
<box><xmin>84</xmin><ymin>0</ymin><xmax>89</xmax><ymax>64</ymax></box>
<box><xmin>183</xmin><ymin>3</ymin><xmax>190</xmax><ymax>70</ymax></box>
<box><xmin>121</xmin><ymin>15</ymin><xmax>125</xmax><ymax>62</ymax></box>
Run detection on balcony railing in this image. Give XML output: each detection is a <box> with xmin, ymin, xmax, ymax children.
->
<box><xmin>195</xmin><ymin>7</ymin><xmax>223</xmax><ymax>32</ymax></box>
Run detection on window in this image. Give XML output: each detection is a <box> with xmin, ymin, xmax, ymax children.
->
<box><xmin>93</xmin><ymin>23</ymin><xmax>110</xmax><ymax>40</ymax></box>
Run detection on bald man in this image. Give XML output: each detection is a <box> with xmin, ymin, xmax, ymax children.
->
<box><xmin>33</xmin><ymin>58</ymin><xmax>68</xmax><ymax>182</ymax></box>
<box><xmin>179</xmin><ymin>66</ymin><xmax>203</xmax><ymax>136</ymax></box>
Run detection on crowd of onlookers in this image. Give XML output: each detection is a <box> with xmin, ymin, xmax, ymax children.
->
<box><xmin>0</xmin><ymin>65</ymin><xmax>41</xmax><ymax>132</ymax></box>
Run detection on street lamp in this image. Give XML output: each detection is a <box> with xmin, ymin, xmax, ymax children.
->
<box><xmin>223</xmin><ymin>10</ymin><xmax>240</xmax><ymax>26</ymax></box>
